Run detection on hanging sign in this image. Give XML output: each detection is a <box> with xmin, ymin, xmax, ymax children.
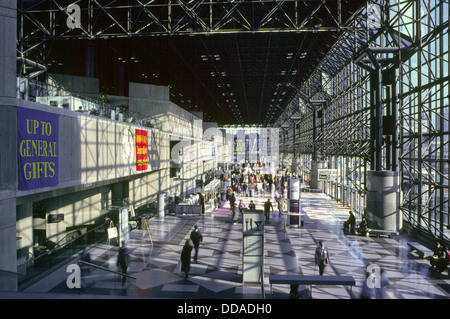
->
<box><xmin>17</xmin><ymin>108</ymin><xmax>59</xmax><ymax>190</ymax></box>
<box><xmin>318</xmin><ymin>169</ymin><xmax>338</xmax><ymax>181</ymax></box>
<box><xmin>135</xmin><ymin>129</ymin><xmax>148</xmax><ymax>171</ymax></box>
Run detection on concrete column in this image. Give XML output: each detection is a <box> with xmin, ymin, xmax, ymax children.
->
<box><xmin>0</xmin><ymin>1</ymin><xmax>16</xmax><ymax>98</ymax></box>
<box><xmin>0</xmin><ymin>1</ymin><xmax>18</xmax><ymax>291</ymax></box>
<box><xmin>158</xmin><ymin>193</ymin><xmax>166</xmax><ymax>217</ymax></box>
<box><xmin>0</xmin><ymin>197</ymin><xmax>17</xmax><ymax>292</ymax></box>
<box><xmin>288</xmin><ymin>178</ymin><xmax>300</xmax><ymax>227</ymax></box>
<box><xmin>366</xmin><ymin>171</ymin><xmax>401</xmax><ymax>231</ymax></box>
<box><xmin>290</xmin><ymin>157</ymin><xmax>298</xmax><ymax>176</ymax></box>
<box><xmin>310</xmin><ymin>160</ymin><xmax>325</xmax><ymax>191</ymax></box>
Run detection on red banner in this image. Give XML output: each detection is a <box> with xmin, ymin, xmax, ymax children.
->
<box><xmin>135</xmin><ymin>129</ymin><xmax>148</xmax><ymax>171</ymax></box>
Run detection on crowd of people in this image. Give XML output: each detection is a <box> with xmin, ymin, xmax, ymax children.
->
<box><xmin>223</xmin><ymin>169</ymin><xmax>294</xmax><ymax>198</ymax></box>
<box><xmin>108</xmin><ymin>163</ymin><xmax>450</xmax><ymax>299</ymax></box>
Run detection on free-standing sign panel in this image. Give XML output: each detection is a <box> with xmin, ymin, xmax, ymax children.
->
<box><xmin>242</xmin><ymin>210</ymin><xmax>264</xmax><ymax>283</ymax></box>
<box><xmin>289</xmin><ymin>178</ymin><xmax>300</xmax><ymax>200</ymax></box>
<box><xmin>119</xmin><ymin>206</ymin><xmax>130</xmax><ymax>243</ymax></box>
<box><xmin>17</xmin><ymin>108</ymin><xmax>59</xmax><ymax>190</ymax></box>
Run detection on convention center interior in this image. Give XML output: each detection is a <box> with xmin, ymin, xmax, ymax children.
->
<box><xmin>0</xmin><ymin>0</ymin><xmax>449</xmax><ymax>302</ymax></box>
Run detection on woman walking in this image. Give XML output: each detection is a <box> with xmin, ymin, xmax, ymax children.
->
<box><xmin>180</xmin><ymin>239</ymin><xmax>194</xmax><ymax>278</ymax></box>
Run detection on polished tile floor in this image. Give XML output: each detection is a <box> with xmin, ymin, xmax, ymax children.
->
<box><xmin>18</xmin><ymin>192</ymin><xmax>450</xmax><ymax>299</ymax></box>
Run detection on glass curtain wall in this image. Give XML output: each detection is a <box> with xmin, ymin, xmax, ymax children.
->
<box><xmin>390</xmin><ymin>0</ymin><xmax>449</xmax><ymax>240</ymax></box>
<box><xmin>291</xmin><ymin>0</ymin><xmax>449</xmax><ymax>241</ymax></box>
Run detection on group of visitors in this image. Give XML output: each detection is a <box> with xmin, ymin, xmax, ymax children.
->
<box><xmin>429</xmin><ymin>242</ymin><xmax>449</xmax><ymax>274</ymax></box>
<box><xmin>223</xmin><ymin>167</ymin><xmax>296</xmax><ymax>198</ymax></box>
<box><xmin>180</xmin><ymin>225</ymin><xmax>204</xmax><ymax>278</ymax></box>
<box><xmin>342</xmin><ymin>210</ymin><xmax>368</xmax><ymax>236</ymax></box>
<box><xmin>227</xmin><ymin>188</ymin><xmax>276</xmax><ymax>224</ymax></box>
<box><xmin>108</xmin><ymin>164</ymin><xmax>449</xmax><ymax>300</ymax></box>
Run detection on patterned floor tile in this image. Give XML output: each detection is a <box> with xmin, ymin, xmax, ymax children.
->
<box><xmin>20</xmin><ymin>192</ymin><xmax>450</xmax><ymax>299</ymax></box>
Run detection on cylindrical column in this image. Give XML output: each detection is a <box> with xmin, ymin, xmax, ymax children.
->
<box><xmin>288</xmin><ymin>178</ymin><xmax>300</xmax><ymax>227</ymax></box>
<box><xmin>0</xmin><ymin>1</ymin><xmax>18</xmax><ymax>292</ymax></box>
<box><xmin>291</xmin><ymin>157</ymin><xmax>298</xmax><ymax>175</ymax></box>
<box><xmin>1</xmin><ymin>1</ymin><xmax>16</xmax><ymax>98</ymax></box>
<box><xmin>366</xmin><ymin>171</ymin><xmax>401</xmax><ymax>231</ymax></box>
<box><xmin>310</xmin><ymin>160</ymin><xmax>326</xmax><ymax>190</ymax></box>
<box><xmin>158</xmin><ymin>193</ymin><xmax>166</xmax><ymax>218</ymax></box>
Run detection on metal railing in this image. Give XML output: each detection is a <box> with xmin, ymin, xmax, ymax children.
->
<box><xmin>78</xmin><ymin>260</ymin><xmax>136</xmax><ymax>280</ymax></box>
<box><xmin>78</xmin><ymin>260</ymin><xmax>137</xmax><ymax>296</ymax></box>
<box><xmin>16</xmin><ymin>76</ymin><xmax>163</xmax><ymax>130</ymax></box>
<box><xmin>19</xmin><ymin>224</ymin><xmax>107</xmax><ymax>288</ymax></box>
<box><xmin>260</xmin><ymin>264</ymin><xmax>265</xmax><ymax>299</ymax></box>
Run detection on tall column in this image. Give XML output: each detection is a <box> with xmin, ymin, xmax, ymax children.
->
<box><xmin>158</xmin><ymin>193</ymin><xmax>166</xmax><ymax>218</ymax></box>
<box><xmin>366</xmin><ymin>171</ymin><xmax>401</xmax><ymax>231</ymax></box>
<box><xmin>310</xmin><ymin>160</ymin><xmax>325</xmax><ymax>191</ymax></box>
<box><xmin>0</xmin><ymin>1</ymin><xmax>16</xmax><ymax>98</ymax></box>
<box><xmin>290</xmin><ymin>157</ymin><xmax>298</xmax><ymax>175</ymax></box>
<box><xmin>0</xmin><ymin>0</ymin><xmax>18</xmax><ymax>291</ymax></box>
<box><xmin>288</xmin><ymin>178</ymin><xmax>300</xmax><ymax>227</ymax></box>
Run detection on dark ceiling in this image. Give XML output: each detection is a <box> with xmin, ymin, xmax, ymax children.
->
<box><xmin>22</xmin><ymin>0</ymin><xmax>367</xmax><ymax>126</ymax></box>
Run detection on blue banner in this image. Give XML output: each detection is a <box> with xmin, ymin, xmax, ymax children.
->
<box><xmin>17</xmin><ymin>108</ymin><xmax>59</xmax><ymax>190</ymax></box>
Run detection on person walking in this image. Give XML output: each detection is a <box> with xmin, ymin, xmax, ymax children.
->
<box><xmin>232</xmin><ymin>202</ymin><xmax>239</xmax><ymax>224</ymax></box>
<box><xmin>180</xmin><ymin>239</ymin><xmax>194</xmax><ymax>278</ymax></box>
<box><xmin>375</xmin><ymin>268</ymin><xmax>390</xmax><ymax>299</ymax></box>
<box><xmin>242</xmin><ymin>182</ymin><xmax>248</xmax><ymax>197</ymax></box>
<box><xmin>198</xmin><ymin>192</ymin><xmax>205</xmax><ymax>215</ymax></box>
<box><xmin>190</xmin><ymin>225</ymin><xmax>203</xmax><ymax>263</ymax></box>
<box><xmin>226</xmin><ymin>186</ymin><xmax>233</xmax><ymax>201</ymax></box>
<box><xmin>277</xmin><ymin>197</ymin><xmax>287</xmax><ymax>217</ymax></box>
<box><xmin>117</xmin><ymin>241</ymin><xmax>130</xmax><ymax>285</ymax></box>
<box><xmin>315</xmin><ymin>241</ymin><xmax>330</xmax><ymax>276</ymax></box>
<box><xmin>264</xmin><ymin>199</ymin><xmax>274</xmax><ymax>222</ymax></box>
<box><xmin>80</xmin><ymin>249</ymin><xmax>91</xmax><ymax>290</ymax></box>
<box><xmin>239</xmin><ymin>199</ymin><xmax>246</xmax><ymax>214</ymax></box>
<box><xmin>229</xmin><ymin>193</ymin><xmax>236</xmax><ymax>213</ymax></box>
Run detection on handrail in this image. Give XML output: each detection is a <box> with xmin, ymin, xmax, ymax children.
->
<box><xmin>17</xmin><ymin>76</ymin><xmax>163</xmax><ymax>130</ymax></box>
<box><xmin>260</xmin><ymin>264</ymin><xmax>265</xmax><ymax>299</ymax></box>
<box><xmin>0</xmin><ymin>269</ymin><xmax>23</xmax><ymax>276</ymax></box>
<box><xmin>78</xmin><ymin>260</ymin><xmax>136</xmax><ymax>280</ymax></box>
<box><xmin>32</xmin><ymin>223</ymin><xmax>106</xmax><ymax>264</ymax></box>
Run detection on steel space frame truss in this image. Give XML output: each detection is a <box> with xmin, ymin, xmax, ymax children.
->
<box><xmin>278</xmin><ymin>0</ymin><xmax>449</xmax><ymax>241</ymax></box>
<box><xmin>17</xmin><ymin>0</ymin><xmax>353</xmax><ymax>61</ymax></box>
<box><xmin>391</xmin><ymin>0</ymin><xmax>449</xmax><ymax>240</ymax></box>
<box><xmin>276</xmin><ymin>0</ymin><xmax>378</xmax><ymax>181</ymax></box>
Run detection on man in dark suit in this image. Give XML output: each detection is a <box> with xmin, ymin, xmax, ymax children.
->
<box><xmin>315</xmin><ymin>241</ymin><xmax>330</xmax><ymax>276</ymax></box>
<box><xmin>190</xmin><ymin>225</ymin><xmax>203</xmax><ymax>263</ymax></box>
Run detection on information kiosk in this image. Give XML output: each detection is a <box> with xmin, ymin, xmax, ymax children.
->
<box><xmin>288</xmin><ymin>178</ymin><xmax>301</xmax><ymax>227</ymax></box>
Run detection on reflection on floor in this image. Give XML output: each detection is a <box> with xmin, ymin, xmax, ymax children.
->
<box><xmin>21</xmin><ymin>192</ymin><xmax>450</xmax><ymax>299</ymax></box>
